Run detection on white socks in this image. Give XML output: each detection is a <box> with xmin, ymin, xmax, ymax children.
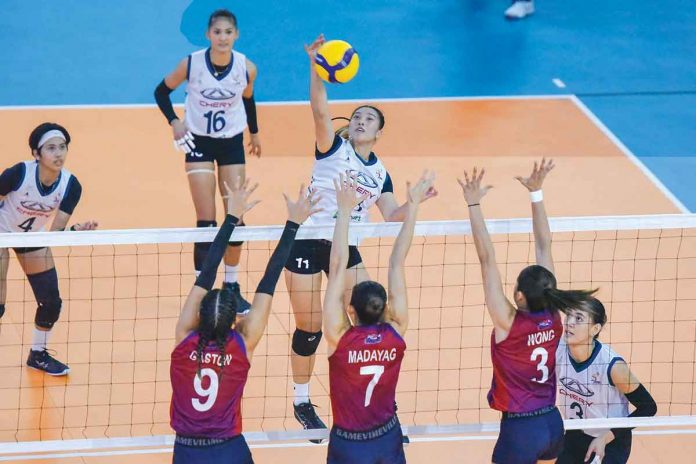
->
<box><xmin>225</xmin><ymin>265</ymin><xmax>239</xmax><ymax>283</ymax></box>
<box><xmin>293</xmin><ymin>382</ymin><xmax>310</xmax><ymax>406</ymax></box>
<box><xmin>32</xmin><ymin>328</ymin><xmax>51</xmax><ymax>352</ymax></box>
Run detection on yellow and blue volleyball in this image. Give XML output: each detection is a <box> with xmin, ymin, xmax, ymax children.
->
<box><xmin>314</xmin><ymin>40</ymin><xmax>360</xmax><ymax>84</ymax></box>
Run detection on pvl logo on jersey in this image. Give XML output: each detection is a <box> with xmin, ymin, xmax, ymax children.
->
<box><xmin>20</xmin><ymin>200</ymin><xmax>53</xmax><ymax>213</ymax></box>
<box><xmin>560</xmin><ymin>377</ymin><xmax>594</xmax><ymax>397</ymax></box>
<box><xmin>347</xmin><ymin>169</ymin><xmax>378</xmax><ymax>189</ymax></box>
<box><xmin>364</xmin><ymin>333</ymin><xmax>382</xmax><ymax>345</ymax></box>
<box><xmin>201</xmin><ymin>88</ymin><xmax>236</xmax><ymax>100</ymax></box>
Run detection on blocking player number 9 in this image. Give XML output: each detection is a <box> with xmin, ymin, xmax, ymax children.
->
<box><xmin>192</xmin><ymin>368</ymin><xmax>219</xmax><ymax>412</ymax></box>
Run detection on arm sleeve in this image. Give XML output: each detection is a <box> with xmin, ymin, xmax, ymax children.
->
<box><xmin>315</xmin><ymin>134</ymin><xmax>343</xmax><ymax>160</ymax></box>
<box><xmin>58</xmin><ymin>177</ymin><xmax>82</xmax><ymax>215</ymax></box>
<box><xmin>381</xmin><ymin>172</ymin><xmax>394</xmax><ymax>194</ymax></box>
<box><xmin>255</xmin><ymin>221</ymin><xmax>300</xmax><ymax>296</ymax></box>
<box><xmin>154</xmin><ymin>79</ymin><xmax>179</xmax><ymax>124</ymax></box>
<box><xmin>194</xmin><ymin>215</ymin><xmax>239</xmax><ymax>290</ymax></box>
<box><xmin>242</xmin><ymin>95</ymin><xmax>259</xmax><ymax>134</ymax></box>
<box><xmin>0</xmin><ymin>163</ymin><xmax>25</xmax><ymax>196</ymax></box>
<box><xmin>611</xmin><ymin>383</ymin><xmax>657</xmax><ymax>440</ymax></box>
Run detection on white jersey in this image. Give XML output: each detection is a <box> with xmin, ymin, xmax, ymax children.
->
<box><xmin>185</xmin><ymin>48</ymin><xmax>248</xmax><ymax>138</ymax></box>
<box><xmin>556</xmin><ymin>338</ymin><xmax>629</xmax><ymax>437</ymax></box>
<box><xmin>306</xmin><ymin>136</ymin><xmax>392</xmax><ymax>242</ymax></box>
<box><xmin>0</xmin><ymin>161</ymin><xmax>73</xmax><ymax>233</ymax></box>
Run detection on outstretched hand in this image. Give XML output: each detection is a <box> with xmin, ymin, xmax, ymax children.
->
<box><xmin>334</xmin><ymin>172</ymin><xmax>369</xmax><ymax>214</ymax></box>
<box><xmin>284</xmin><ymin>185</ymin><xmax>322</xmax><ymax>224</ymax></box>
<box><xmin>457</xmin><ymin>167</ymin><xmax>493</xmax><ymax>206</ymax></box>
<box><xmin>304</xmin><ymin>34</ymin><xmax>326</xmax><ymax>60</ymax></box>
<box><xmin>514</xmin><ymin>158</ymin><xmax>555</xmax><ymax>192</ymax></box>
<box><xmin>407</xmin><ymin>170</ymin><xmax>437</xmax><ymax>205</ymax></box>
<box><xmin>72</xmin><ymin>220</ymin><xmax>98</xmax><ymax>231</ymax></box>
<box><xmin>223</xmin><ymin>177</ymin><xmax>260</xmax><ymax>219</ymax></box>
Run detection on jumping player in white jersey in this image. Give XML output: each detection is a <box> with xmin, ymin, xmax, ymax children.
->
<box><xmin>155</xmin><ymin>9</ymin><xmax>261</xmax><ymax>314</ymax></box>
<box><xmin>556</xmin><ymin>297</ymin><xmax>656</xmax><ymax>463</ymax></box>
<box><xmin>283</xmin><ymin>34</ymin><xmax>438</xmax><ymax>438</ymax></box>
<box><xmin>0</xmin><ymin>123</ymin><xmax>97</xmax><ymax>375</ymax></box>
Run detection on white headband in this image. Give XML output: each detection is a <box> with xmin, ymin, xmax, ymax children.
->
<box><xmin>38</xmin><ymin>130</ymin><xmax>66</xmax><ymax>149</ymax></box>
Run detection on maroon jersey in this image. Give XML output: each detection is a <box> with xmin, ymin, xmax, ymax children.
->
<box><xmin>329</xmin><ymin>324</ymin><xmax>406</xmax><ymax>431</ymax></box>
<box><xmin>488</xmin><ymin>309</ymin><xmax>562</xmax><ymax>413</ymax></box>
<box><xmin>170</xmin><ymin>330</ymin><xmax>250</xmax><ymax>437</ymax></box>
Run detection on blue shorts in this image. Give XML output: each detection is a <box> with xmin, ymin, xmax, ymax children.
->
<box><xmin>172</xmin><ymin>434</ymin><xmax>253</xmax><ymax>464</ymax></box>
<box><xmin>492</xmin><ymin>407</ymin><xmax>564</xmax><ymax>464</ymax></box>
<box><xmin>557</xmin><ymin>429</ymin><xmax>632</xmax><ymax>464</ymax></box>
<box><xmin>327</xmin><ymin>420</ymin><xmax>406</xmax><ymax>464</ymax></box>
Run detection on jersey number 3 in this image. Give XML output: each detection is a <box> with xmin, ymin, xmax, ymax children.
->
<box><xmin>192</xmin><ymin>368</ymin><xmax>219</xmax><ymax>412</ymax></box>
<box><xmin>360</xmin><ymin>365</ymin><xmax>385</xmax><ymax>407</ymax></box>
<box><xmin>530</xmin><ymin>347</ymin><xmax>549</xmax><ymax>383</ymax></box>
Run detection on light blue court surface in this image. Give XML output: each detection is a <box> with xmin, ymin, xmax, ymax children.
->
<box><xmin>0</xmin><ymin>0</ymin><xmax>694</xmax><ymax>209</ymax></box>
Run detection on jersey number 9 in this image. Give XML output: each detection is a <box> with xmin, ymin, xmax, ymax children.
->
<box><xmin>192</xmin><ymin>368</ymin><xmax>219</xmax><ymax>412</ymax></box>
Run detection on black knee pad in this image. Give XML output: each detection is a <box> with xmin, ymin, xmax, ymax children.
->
<box><xmin>292</xmin><ymin>329</ymin><xmax>322</xmax><ymax>356</ymax></box>
<box><xmin>194</xmin><ymin>220</ymin><xmax>217</xmax><ymax>271</ymax></box>
<box><xmin>228</xmin><ymin>219</ymin><xmax>245</xmax><ymax>247</ymax></box>
<box><xmin>35</xmin><ymin>297</ymin><xmax>62</xmax><ymax>329</ymax></box>
<box><xmin>27</xmin><ymin>268</ymin><xmax>62</xmax><ymax>329</ymax></box>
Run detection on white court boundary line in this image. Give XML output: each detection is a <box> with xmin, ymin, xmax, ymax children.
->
<box><xmin>1</xmin><ymin>416</ymin><xmax>694</xmax><ymax>458</ymax></box>
<box><xmin>569</xmin><ymin>95</ymin><xmax>690</xmax><ymax>213</ymax></box>
<box><xmin>0</xmin><ymin>94</ymin><xmax>573</xmax><ymax>111</ymax></box>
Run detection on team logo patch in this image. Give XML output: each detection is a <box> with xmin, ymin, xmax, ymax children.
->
<box><xmin>537</xmin><ymin>319</ymin><xmax>553</xmax><ymax>330</ymax></box>
<box><xmin>20</xmin><ymin>200</ymin><xmax>53</xmax><ymax>213</ymax></box>
<box><xmin>201</xmin><ymin>88</ymin><xmax>236</xmax><ymax>100</ymax></box>
<box><xmin>590</xmin><ymin>372</ymin><xmax>602</xmax><ymax>385</ymax></box>
<box><xmin>347</xmin><ymin>169</ymin><xmax>378</xmax><ymax>189</ymax></box>
<box><xmin>560</xmin><ymin>377</ymin><xmax>594</xmax><ymax>397</ymax></box>
<box><xmin>364</xmin><ymin>333</ymin><xmax>382</xmax><ymax>345</ymax></box>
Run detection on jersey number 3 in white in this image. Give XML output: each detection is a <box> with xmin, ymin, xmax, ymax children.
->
<box><xmin>530</xmin><ymin>347</ymin><xmax>549</xmax><ymax>383</ymax></box>
<box><xmin>192</xmin><ymin>368</ymin><xmax>219</xmax><ymax>412</ymax></box>
<box><xmin>204</xmin><ymin>110</ymin><xmax>226</xmax><ymax>134</ymax></box>
<box><xmin>360</xmin><ymin>365</ymin><xmax>384</xmax><ymax>407</ymax></box>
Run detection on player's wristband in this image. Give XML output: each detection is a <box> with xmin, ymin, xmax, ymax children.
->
<box><xmin>467</xmin><ymin>203</ymin><xmax>480</xmax><ymax>208</ymax></box>
<box><xmin>530</xmin><ymin>190</ymin><xmax>543</xmax><ymax>203</ymax></box>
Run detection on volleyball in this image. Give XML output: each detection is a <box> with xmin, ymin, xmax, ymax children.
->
<box><xmin>314</xmin><ymin>40</ymin><xmax>360</xmax><ymax>84</ymax></box>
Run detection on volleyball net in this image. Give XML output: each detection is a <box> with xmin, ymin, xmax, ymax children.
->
<box><xmin>0</xmin><ymin>214</ymin><xmax>695</xmax><ymax>458</ymax></box>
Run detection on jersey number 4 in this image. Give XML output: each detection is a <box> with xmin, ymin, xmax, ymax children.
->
<box><xmin>530</xmin><ymin>347</ymin><xmax>549</xmax><ymax>383</ymax></box>
<box><xmin>18</xmin><ymin>217</ymin><xmax>36</xmax><ymax>232</ymax></box>
<box><xmin>360</xmin><ymin>365</ymin><xmax>385</xmax><ymax>407</ymax></box>
<box><xmin>204</xmin><ymin>110</ymin><xmax>226</xmax><ymax>134</ymax></box>
<box><xmin>192</xmin><ymin>368</ymin><xmax>219</xmax><ymax>412</ymax></box>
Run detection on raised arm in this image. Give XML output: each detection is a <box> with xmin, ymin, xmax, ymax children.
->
<box><xmin>515</xmin><ymin>158</ymin><xmax>555</xmax><ymax>273</ymax></box>
<box><xmin>386</xmin><ymin>171</ymin><xmax>435</xmax><ymax>336</ymax></box>
<box><xmin>238</xmin><ymin>187</ymin><xmax>320</xmax><ymax>355</ymax></box>
<box><xmin>304</xmin><ymin>34</ymin><xmax>335</xmax><ymax>153</ymax></box>
<box><xmin>324</xmin><ymin>174</ymin><xmax>369</xmax><ymax>355</ymax></box>
<box><xmin>175</xmin><ymin>178</ymin><xmax>258</xmax><ymax>345</ymax></box>
<box><xmin>458</xmin><ymin>168</ymin><xmax>515</xmax><ymax>339</ymax></box>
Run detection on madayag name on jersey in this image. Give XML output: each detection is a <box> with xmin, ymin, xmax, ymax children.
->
<box><xmin>347</xmin><ymin>332</ymin><xmax>398</xmax><ymax>364</ymax></box>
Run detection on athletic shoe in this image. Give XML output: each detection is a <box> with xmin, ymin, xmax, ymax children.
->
<box><xmin>293</xmin><ymin>402</ymin><xmax>327</xmax><ymax>444</ymax></box>
<box><xmin>223</xmin><ymin>282</ymin><xmax>252</xmax><ymax>315</ymax></box>
<box><xmin>27</xmin><ymin>349</ymin><xmax>70</xmax><ymax>376</ymax></box>
<box><xmin>505</xmin><ymin>1</ymin><xmax>534</xmax><ymax>19</ymax></box>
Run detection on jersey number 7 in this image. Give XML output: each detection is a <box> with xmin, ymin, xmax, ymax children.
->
<box><xmin>360</xmin><ymin>365</ymin><xmax>385</xmax><ymax>407</ymax></box>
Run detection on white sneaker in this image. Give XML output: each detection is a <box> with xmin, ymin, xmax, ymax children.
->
<box><xmin>505</xmin><ymin>1</ymin><xmax>535</xmax><ymax>19</ymax></box>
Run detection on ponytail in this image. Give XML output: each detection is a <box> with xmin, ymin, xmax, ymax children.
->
<box><xmin>332</xmin><ymin>116</ymin><xmax>350</xmax><ymax>140</ymax></box>
<box><xmin>543</xmin><ymin>287</ymin><xmax>598</xmax><ymax>315</ymax></box>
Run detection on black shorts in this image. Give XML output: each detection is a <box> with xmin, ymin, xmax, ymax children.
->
<box><xmin>284</xmin><ymin>239</ymin><xmax>363</xmax><ymax>275</ymax></box>
<box><xmin>557</xmin><ymin>429</ymin><xmax>632</xmax><ymax>464</ymax></box>
<box><xmin>13</xmin><ymin>247</ymin><xmax>46</xmax><ymax>254</ymax></box>
<box><xmin>186</xmin><ymin>133</ymin><xmax>245</xmax><ymax>166</ymax></box>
